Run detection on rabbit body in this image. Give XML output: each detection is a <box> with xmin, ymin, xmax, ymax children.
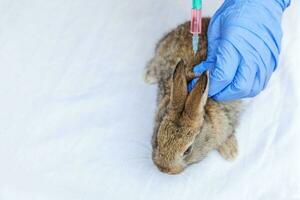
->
<box><xmin>144</xmin><ymin>18</ymin><xmax>240</xmax><ymax>174</ymax></box>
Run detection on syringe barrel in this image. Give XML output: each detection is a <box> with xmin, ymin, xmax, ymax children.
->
<box><xmin>190</xmin><ymin>9</ymin><xmax>202</xmax><ymax>34</ymax></box>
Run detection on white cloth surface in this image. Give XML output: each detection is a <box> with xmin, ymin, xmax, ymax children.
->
<box><xmin>0</xmin><ymin>0</ymin><xmax>299</xmax><ymax>199</ymax></box>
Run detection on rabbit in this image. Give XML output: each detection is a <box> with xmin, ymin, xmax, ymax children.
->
<box><xmin>144</xmin><ymin>18</ymin><xmax>241</xmax><ymax>174</ymax></box>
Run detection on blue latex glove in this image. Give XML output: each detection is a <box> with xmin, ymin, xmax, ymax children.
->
<box><xmin>188</xmin><ymin>0</ymin><xmax>290</xmax><ymax>101</ymax></box>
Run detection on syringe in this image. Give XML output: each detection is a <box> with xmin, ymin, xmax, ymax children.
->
<box><xmin>190</xmin><ymin>0</ymin><xmax>202</xmax><ymax>58</ymax></box>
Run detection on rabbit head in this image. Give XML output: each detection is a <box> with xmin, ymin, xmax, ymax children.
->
<box><xmin>152</xmin><ymin>60</ymin><xmax>212</xmax><ymax>174</ymax></box>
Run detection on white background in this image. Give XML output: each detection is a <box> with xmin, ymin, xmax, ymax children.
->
<box><xmin>0</xmin><ymin>0</ymin><xmax>299</xmax><ymax>199</ymax></box>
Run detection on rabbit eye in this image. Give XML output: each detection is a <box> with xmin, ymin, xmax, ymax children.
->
<box><xmin>184</xmin><ymin>145</ymin><xmax>192</xmax><ymax>156</ymax></box>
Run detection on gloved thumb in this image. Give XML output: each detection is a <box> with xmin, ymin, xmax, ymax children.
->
<box><xmin>187</xmin><ymin>61</ymin><xmax>214</xmax><ymax>92</ymax></box>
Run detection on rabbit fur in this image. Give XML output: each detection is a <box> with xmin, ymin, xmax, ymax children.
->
<box><xmin>144</xmin><ymin>18</ymin><xmax>241</xmax><ymax>174</ymax></box>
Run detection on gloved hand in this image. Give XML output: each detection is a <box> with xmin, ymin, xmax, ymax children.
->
<box><xmin>188</xmin><ymin>0</ymin><xmax>290</xmax><ymax>101</ymax></box>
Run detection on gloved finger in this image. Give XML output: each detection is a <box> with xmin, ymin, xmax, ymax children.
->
<box><xmin>219</xmin><ymin>25</ymin><xmax>273</xmax><ymax>99</ymax></box>
<box><xmin>244</xmin><ymin>48</ymin><xmax>266</xmax><ymax>97</ymax></box>
<box><xmin>248</xmin><ymin>75</ymin><xmax>260</xmax><ymax>97</ymax></box>
<box><xmin>193</xmin><ymin>61</ymin><xmax>214</xmax><ymax>75</ymax></box>
<box><xmin>249</xmin><ymin>60</ymin><xmax>273</xmax><ymax>97</ymax></box>
<box><xmin>208</xmin><ymin>40</ymin><xmax>240</xmax><ymax>97</ymax></box>
<box><xmin>248</xmin><ymin>62</ymin><xmax>266</xmax><ymax>97</ymax></box>
<box><xmin>188</xmin><ymin>78</ymin><xmax>198</xmax><ymax>92</ymax></box>
<box><xmin>212</xmin><ymin>63</ymin><xmax>256</xmax><ymax>102</ymax></box>
<box><xmin>193</xmin><ymin>62</ymin><xmax>207</xmax><ymax>75</ymax></box>
<box><xmin>263</xmin><ymin>57</ymin><xmax>276</xmax><ymax>90</ymax></box>
<box><xmin>240</xmin><ymin>4</ymin><xmax>282</xmax><ymax>69</ymax></box>
<box><xmin>226</xmin><ymin>24</ymin><xmax>275</xmax><ymax>91</ymax></box>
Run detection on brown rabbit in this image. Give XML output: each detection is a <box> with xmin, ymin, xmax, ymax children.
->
<box><xmin>144</xmin><ymin>18</ymin><xmax>241</xmax><ymax>174</ymax></box>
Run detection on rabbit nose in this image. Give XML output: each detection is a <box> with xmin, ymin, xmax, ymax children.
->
<box><xmin>153</xmin><ymin>152</ymin><xmax>184</xmax><ymax>174</ymax></box>
<box><xmin>158</xmin><ymin>165</ymin><xmax>183</xmax><ymax>174</ymax></box>
<box><xmin>155</xmin><ymin>162</ymin><xmax>184</xmax><ymax>175</ymax></box>
<box><xmin>156</xmin><ymin>164</ymin><xmax>171</xmax><ymax>173</ymax></box>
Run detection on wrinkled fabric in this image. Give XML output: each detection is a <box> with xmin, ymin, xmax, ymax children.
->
<box><xmin>0</xmin><ymin>0</ymin><xmax>299</xmax><ymax>200</ymax></box>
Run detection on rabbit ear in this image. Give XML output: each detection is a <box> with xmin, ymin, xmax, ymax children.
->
<box><xmin>170</xmin><ymin>60</ymin><xmax>188</xmax><ymax>114</ymax></box>
<box><xmin>184</xmin><ymin>71</ymin><xmax>209</xmax><ymax>121</ymax></box>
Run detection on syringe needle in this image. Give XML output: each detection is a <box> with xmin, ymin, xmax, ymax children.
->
<box><xmin>192</xmin><ymin>34</ymin><xmax>199</xmax><ymax>57</ymax></box>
